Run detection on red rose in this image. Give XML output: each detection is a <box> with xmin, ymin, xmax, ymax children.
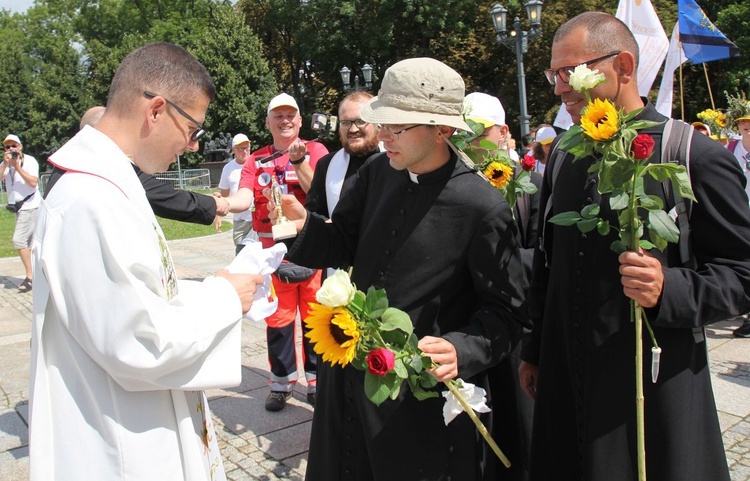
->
<box><xmin>366</xmin><ymin>348</ymin><xmax>395</xmax><ymax>377</ymax></box>
<box><xmin>521</xmin><ymin>154</ymin><xmax>536</xmax><ymax>172</ymax></box>
<box><xmin>630</xmin><ymin>133</ymin><xmax>655</xmax><ymax>161</ymax></box>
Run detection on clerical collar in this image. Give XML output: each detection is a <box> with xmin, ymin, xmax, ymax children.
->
<box><xmin>408</xmin><ymin>171</ymin><xmax>419</xmax><ymax>184</ymax></box>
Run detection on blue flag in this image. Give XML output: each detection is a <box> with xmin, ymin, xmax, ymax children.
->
<box><xmin>678</xmin><ymin>0</ymin><xmax>739</xmax><ymax>64</ymax></box>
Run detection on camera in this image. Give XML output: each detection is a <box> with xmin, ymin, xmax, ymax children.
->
<box><xmin>311</xmin><ymin>113</ymin><xmax>338</xmax><ymax>135</ymax></box>
<box><xmin>10</xmin><ymin>151</ymin><xmax>19</xmax><ymax>160</ymax></box>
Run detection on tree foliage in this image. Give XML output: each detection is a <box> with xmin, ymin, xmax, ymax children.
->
<box><xmin>0</xmin><ymin>0</ymin><xmax>748</xmax><ymax>166</ymax></box>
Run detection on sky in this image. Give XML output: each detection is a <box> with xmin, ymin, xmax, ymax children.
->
<box><xmin>0</xmin><ymin>0</ymin><xmax>34</xmax><ymax>14</ymax></box>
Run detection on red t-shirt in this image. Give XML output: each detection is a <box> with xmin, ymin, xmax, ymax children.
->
<box><xmin>239</xmin><ymin>140</ymin><xmax>328</xmax><ymax>246</ymax></box>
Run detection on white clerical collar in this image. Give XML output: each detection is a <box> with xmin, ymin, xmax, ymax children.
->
<box><xmin>407</xmin><ymin>170</ymin><xmax>419</xmax><ymax>184</ymax></box>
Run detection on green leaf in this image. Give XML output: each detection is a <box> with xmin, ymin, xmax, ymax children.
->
<box><xmin>419</xmin><ymin>370</ymin><xmax>439</xmax><ymax>389</ymax></box>
<box><xmin>611</xmin><ymin>239</ymin><xmax>627</xmax><ymax>254</ymax></box>
<box><xmin>350</xmin><ymin>290</ymin><xmax>366</xmax><ymax>313</ymax></box>
<box><xmin>649</xmin><ymin>232</ymin><xmax>669</xmax><ymax>252</ymax></box>
<box><xmin>669</xmin><ymin>169</ymin><xmax>697</xmax><ymax>202</ymax></box>
<box><xmin>380</xmin><ymin>307</ymin><xmax>413</xmax><ymax>334</ymax></box>
<box><xmin>365</xmin><ymin>287</ymin><xmax>389</xmax><ymax>318</ymax></box>
<box><xmin>411</xmin><ymin>354</ymin><xmax>424</xmax><ymax>373</ymax></box>
<box><xmin>639</xmin><ymin>239</ymin><xmax>656</xmax><ymax>251</ymax></box>
<box><xmin>648</xmin><ymin>210</ymin><xmax>680</xmax><ymax>244</ymax></box>
<box><xmin>411</xmin><ymin>387</ymin><xmax>439</xmax><ymax>401</ymax></box>
<box><xmin>364</xmin><ymin>371</ymin><xmax>394</xmax><ymax>406</ymax></box>
<box><xmin>581</xmin><ymin>203</ymin><xmax>600</xmax><ymax>219</ymax></box>
<box><xmin>638</xmin><ymin>194</ymin><xmax>664</xmax><ymax>210</ymax></box>
<box><xmin>394</xmin><ymin>357</ymin><xmax>409</xmax><ymax>379</ymax></box>
<box><xmin>597</xmin><ymin>220</ymin><xmax>611</xmax><ymax>236</ymax></box>
<box><xmin>549</xmin><ymin>211</ymin><xmax>582</xmax><ymax>226</ymax></box>
<box><xmin>576</xmin><ymin>217</ymin><xmax>600</xmax><ymax>233</ymax></box>
<box><xmin>643</xmin><ymin>163</ymin><xmax>681</xmax><ymax>183</ymax></box>
<box><xmin>610</xmin><ymin>190</ymin><xmax>629</xmax><ymax>211</ymax></box>
<box><xmin>625</xmin><ymin>119</ymin><xmax>664</xmax><ymax>130</ymax></box>
<box><xmin>557</xmin><ymin>127</ymin><xmax>583</xmax><ymax>151</ymax></box>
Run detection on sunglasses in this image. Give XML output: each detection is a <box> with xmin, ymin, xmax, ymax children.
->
<box><xmin>143</xmin><ymin>91</ymin><xmax>207</xmax><ymax>142</ymax></box>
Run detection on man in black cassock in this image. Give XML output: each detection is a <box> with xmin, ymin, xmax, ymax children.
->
<box><xmin>519</xmin><ymin>12</ymin><xmax>750</xmax><ymax>481</ymax></box>
<box><xmin>273</xmin><ymin>57</ymin><xmax>529</xmax><ymax>481</ymax></box>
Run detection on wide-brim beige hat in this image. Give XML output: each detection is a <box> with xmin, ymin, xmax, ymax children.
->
<box><xmin>360</xmin><ymin>58</ymin><xmax>472</xmax><ymax>132</ymax></box>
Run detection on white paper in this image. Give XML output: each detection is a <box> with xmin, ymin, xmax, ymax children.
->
<box><xmin>226</xmin><ymin>243</ymin><xmax>287</xmax><ymax>322</ymax></box>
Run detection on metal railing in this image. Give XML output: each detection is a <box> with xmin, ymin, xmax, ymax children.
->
<box><xmin>153</xmin><ymin>169</ymin><xmax>212</xmax><ymax>190</ymax></box>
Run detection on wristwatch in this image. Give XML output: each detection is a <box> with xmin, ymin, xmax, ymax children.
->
<box><xmin>290</xmin><ymin>154</ymin><xmax>307</xmax><ymax>166</ymax></box>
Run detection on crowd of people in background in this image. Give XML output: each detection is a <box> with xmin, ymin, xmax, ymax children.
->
<box><xmin>2</xmin><ymin>8</ymin><xmax>749</xmax><ymax>481</ymax></box>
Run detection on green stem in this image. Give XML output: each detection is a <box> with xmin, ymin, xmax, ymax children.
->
<box><xmin>627</xmin><ymin>168</ymin><xmax>647</xmax><ymax>481</ymax></box>
<box><xmin>443</xmin><ymin>380</ymin><xmax>511</xmax><ymax>468</ymax></box>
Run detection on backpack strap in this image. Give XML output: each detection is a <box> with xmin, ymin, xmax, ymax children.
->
<box><xmin>661</xmin><ymin>119</ymin><xmax>704</xmax><ymax>343</ymax></box>
<box><xmin>660</xmin><ymin>119</ymin><xmax>695</xmax><ymax>270</ymax></box>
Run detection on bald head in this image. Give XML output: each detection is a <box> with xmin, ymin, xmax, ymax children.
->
<box><xmin>555</xmin><ymin>12</ymin><xmax>640</xmax><ymax>71</ymax></box>
<box><xmin>80</xmin><ymin>106</ymin><xmax>106</xmax><ymax>130</ymax></box>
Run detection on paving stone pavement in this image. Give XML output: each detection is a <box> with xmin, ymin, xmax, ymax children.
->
<box><xmin>0</xmin><ymin>231</ymin><xmax>747</xmax><ymax>480</ymax></box>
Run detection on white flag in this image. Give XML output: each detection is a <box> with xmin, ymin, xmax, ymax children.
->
<box><xmin>655</xmin><ymin>22</ymin><xmax>687</xmax><ymax>117</ymax></box>
<box><xmin>615</xmin><ymin>0</ymin><xmax>669</xmax><ymax>96</ymax></box>
<box><xmin>553</xmin><ymin>0</ymin><xmax>668</xmax><ymax>131</ymax></box>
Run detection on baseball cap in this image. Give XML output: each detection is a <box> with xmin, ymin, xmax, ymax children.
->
<box><xmin>691</xmin><ymin>121</ymin><xmax>711</xmax><ymax>135</ymax></box>
<box><xmin>232</xmin><ymin>133</ymin><xmax>250</xmax><ymax>147</ymax></box>
<box><xmin>535</xmin><ymin>126</ymin><xmax>557</xmax><ymax>145</ymax></box>
<box><xmin>359</xmin><ymin>57</ymin><xmax>472</xmax><ymax>132</ymax></box>
<box><xmin>3</xmin><ymin>134</ymin><xmax>21</xmax><ymax>146</ymax></box>
<box><xmin>267</xmin><ymin>93</ymin><xmax>299</xmax><ymax>114</ymax></box>
<box><xmin>463</xmin><ymin>92</ymin><xmax>506</xmax><ymax>128</ymax></box>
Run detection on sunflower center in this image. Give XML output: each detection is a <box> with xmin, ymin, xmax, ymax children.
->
<box><xmin>329</xmin><ymin>322</ymin><xmax>353</xmax><ymax>345</ymax></box>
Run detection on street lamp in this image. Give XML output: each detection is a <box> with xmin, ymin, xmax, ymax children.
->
<box><xmin>490</xmin><ymin>1</ymin><xmax>543</xmax><ymax>138</ymax></box>
<box><xmin>340</xmin><ymin>64</ymin><xmax>374</xmax><ymax>92</ymax></box>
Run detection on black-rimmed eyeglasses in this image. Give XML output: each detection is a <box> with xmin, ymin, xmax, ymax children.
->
<box><xmin>340</xmin><ymin>119</ymin><xmax>368</xmax><ymax>130</ymax></box>
<box><xmin>544</xmin><ymin>52</ymin><xmax>621</xmax><ymax>86</ymax></box>
<box><xmin>143</xmin><ymin>91</ymin><xmax>207</xmax><ymax>142</ymax></box>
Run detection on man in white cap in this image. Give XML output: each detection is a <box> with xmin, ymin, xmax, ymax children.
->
<box><xmin>225</xmin><ymin>92</ymin><xmax>329</xmax><ymax>411</ymax></box>
<box><xmin>531</xmin><ymin>124</ymin><xmax>556</xmax><ymax>174</ymax></box>
<box><xmin>1</xmin><ymin>133</ymin><xmax>40</xmax><ymax>292</ymax></box>
<box><xmin>219</xmin><ymin>133</ymin><xmax>257</xmax><ymax>253</ymax></box>
<box><xmin>464</xmin><ymin>91</ymin><xmax>519</xmax><ymax>161</ymax></box>
<box><xmin>270</xmin><ymin>57</ymin><xmax>528</xmax><ymax>481</ymax></box>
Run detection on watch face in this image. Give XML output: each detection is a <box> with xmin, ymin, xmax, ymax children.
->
<box><xmin>258</xmin><ymin>172</ymin><xmax>272</xmax><ymax>187</ymax></box>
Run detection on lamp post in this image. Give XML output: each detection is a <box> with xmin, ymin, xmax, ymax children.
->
<box><xmin>490</xmin><ymin>1</ymin><xmax>543</xmax><ymax>138</ymax></box>
<box><xmin>340</xmin><ymin>64</ymin><xmax>374</xmax><ymax>92</ymax></box>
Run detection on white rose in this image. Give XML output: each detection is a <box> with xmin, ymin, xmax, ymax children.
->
<box><xmin>568</xmin><ymin>64</ymin><xmax>606</xmax><ymax>93</ymax></box>
<box><xmin>316</xmin><ymin>269</ymin><xmax>356</xmax><ymax>307</ymax></box>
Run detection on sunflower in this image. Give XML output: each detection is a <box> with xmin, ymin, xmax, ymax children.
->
<box><xmin>580</xmin><ymin>98</ymin><xmax>620</xmax><ymax>141</ymax></box>
<box><xmin>305</xmin><ymin>303</ymin><xmax>361</xmax><ymax>367</ymax></box>
<box><xmin>483</xmin><ymin>161</ymin><xmax>514</xmax><ymax>190</ymax></box>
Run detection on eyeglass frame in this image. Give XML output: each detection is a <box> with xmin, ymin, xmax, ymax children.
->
<box><xmin>743</xmin><ymin>152</ymin><xmax>750</xmax><ymax>171</ymax></box>
<box><xmin>376</xmin><ymin>124</ymin><xmax>425</xmax><ymax>139</ymax></box>
<box><xmin>143</xmin><ymin>91</ymin><xmax>207</xmax><ymax>142</ymax></box>
<box><xmin>339</xmin><ymin>119</ymin><xmax>369</xmax><ymax>130</ymax></box>
<box><xmin>544</xmin><ymin>52</ymin><xmax>621</xmax><ymax>86</ymax></box>
<box><xmin>3</xmin><ymin>144</ymin><xmax>20</xmax><ymax>150</ymax></box>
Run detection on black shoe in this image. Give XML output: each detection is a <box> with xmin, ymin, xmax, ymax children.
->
<box><xmin>265</xmin><ymin>391</ymin><xmax>292</xmax><ymax>411</ymax></box>
<box><xmin>733</xmin><ymin>319</ymin><xmax>750</xmax><ymax>338</ymax></box>
<box><xmin>307</xmin><ymin>392</ymin><xmax>316</xmax><ymax>406</ymax></box>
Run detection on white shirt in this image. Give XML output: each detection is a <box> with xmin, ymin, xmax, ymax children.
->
<box><xmin>2</xmin><ymin>153</ymin><xmax>41</xmax><ymax>210</ymax></box>
<box><xmin>30</xmin><ymin>126</ymin><xmax>242</xmax><ymax>481</ymax></box>
<box><xmin>219</xmin><ymin>157</ymin><xmax>253</xmax><ymax>222</ymax></box>
<box><xmin>728</xmin><ymin>139</ymin><xmax>750</xmax><ymax>204</ymax></box>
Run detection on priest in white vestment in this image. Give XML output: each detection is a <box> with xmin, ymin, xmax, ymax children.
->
<box><xmin>29</xmin><ymin>42</ymin><xmax>264</xmax><ymax>481</ymax></box>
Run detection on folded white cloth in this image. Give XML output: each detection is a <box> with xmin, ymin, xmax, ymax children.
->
<box><xmin>226</xmin><ymin>242</ymin><xmax>287</xmax><ymax>322</ymax></box>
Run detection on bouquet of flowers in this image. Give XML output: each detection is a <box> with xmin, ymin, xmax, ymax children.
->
<box><xmin>724</xmin><ymin>91</ymin><xmax>750</xmax><ymax>133</ymax></box>
<box><xmin>451</xmin><ymin>121</ymin><xmax>537</xmax><ymax>213</ymax></box>
<box><xmin>696</xmin><ymin>108</ymin><xmax>727</xmax><ymax>140</ymax></box>
<box><xmin>305</xmin><ymin>269</ymin><xmax>511</xmax><ymax>467</ymax></box>
<box><xmin>548</xmin><ymin>64</ymin><xmax>695</xmax><ymax>481</ymax></box>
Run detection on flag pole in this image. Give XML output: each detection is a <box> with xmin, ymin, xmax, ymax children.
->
<box><xmin>703</xmin><ymin>64</ymin><xmax>716</xmax><ymax>110</ymax></box>
<box><xmin>678</xmin><ymin>44</ymin><xmax>685</xmax><ymax>121</ymax></box>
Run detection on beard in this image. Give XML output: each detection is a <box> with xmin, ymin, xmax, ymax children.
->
<box><xmin>342</xmin><ymin>133</ymin><xmax>379</xmax><ymax>157</ymax></box>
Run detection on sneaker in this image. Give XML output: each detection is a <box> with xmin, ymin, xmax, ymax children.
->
<box><xmin>306</xmin><ymin>392</ymin><xmax>316</xmax><ymax>407</ymax></box>
<box><xmin>733</xmin><ymin>318</ymin><xmax>750</xmax><ymax>338</ymax></box>
<box><xmin>265</xmin><ymin>391</ymin><xmax>292</xmax><ymax>412</ymax></box>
